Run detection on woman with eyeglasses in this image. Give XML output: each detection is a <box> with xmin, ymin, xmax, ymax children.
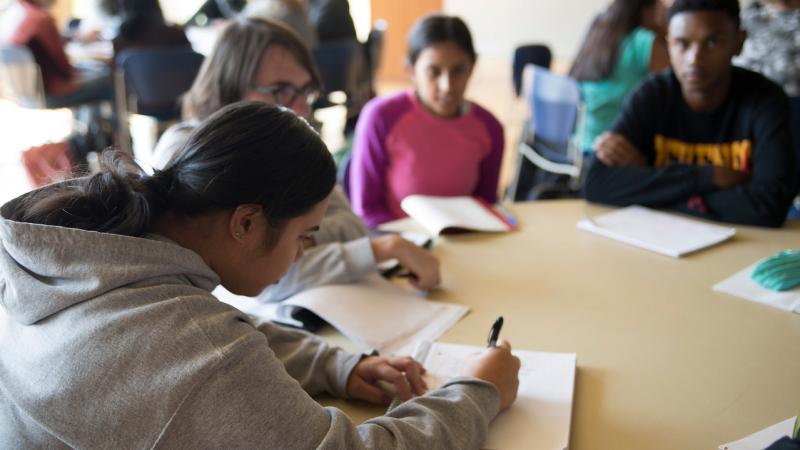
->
<box><xmin>153</xmin><ymin>17</ymin><xmax>441</xmax><ymax>302</ymax></box>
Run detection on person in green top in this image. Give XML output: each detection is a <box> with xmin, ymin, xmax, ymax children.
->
<box><xmin>570</xmin><ymin>0</ymin><xmax>671</xmax><ymax>152</ymax></box>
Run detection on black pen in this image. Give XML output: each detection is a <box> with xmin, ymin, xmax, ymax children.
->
<box><xmin>487</xmin><ymin>316</ymin><xmax>503</xmax><ymax>347</ymax></box>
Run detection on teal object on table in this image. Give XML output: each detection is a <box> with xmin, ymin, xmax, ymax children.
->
<box><xmin>751</xmin><ymin>249</ymin><xmax>800</xmax><ymax>291</ymax></box>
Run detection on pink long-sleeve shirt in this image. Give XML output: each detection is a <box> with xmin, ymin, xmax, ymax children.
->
<box><xmin>349</xmin><ymin>89</ymin><xmax>505</xmax><ymax>227</ymax></box>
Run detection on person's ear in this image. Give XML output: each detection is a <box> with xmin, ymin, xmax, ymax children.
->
<box><xmin>734</xmin><ymin>29</ymin><xmax>747</xmax><ymax>56</ymax></box>
<box><xmin>228</xmin><ymin>204</ymin><xmax>263</xmax><ymax>243</ymax></box>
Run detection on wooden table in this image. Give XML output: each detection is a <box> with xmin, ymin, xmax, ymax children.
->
<box><xmin>318</xmin><ymin>200</ymin><xmax>800</xmax><ymax>450</ymax></box>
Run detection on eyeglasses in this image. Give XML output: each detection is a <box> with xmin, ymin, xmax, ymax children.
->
<box><xmin>251</xmin><ymin>82</ymin><xmax>320</xmax><ymax>108</ymax></box>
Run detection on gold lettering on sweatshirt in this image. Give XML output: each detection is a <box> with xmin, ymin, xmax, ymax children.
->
<box><xmin>653</xmin><ymin>135</ymin><xmax>752</xmax><ymax>171</ymax></box>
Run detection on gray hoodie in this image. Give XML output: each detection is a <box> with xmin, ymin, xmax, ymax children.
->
<box><xmin>0</xmin><ymin>190</ymin><xmax>499</xmax><ymax>449</ymax></box>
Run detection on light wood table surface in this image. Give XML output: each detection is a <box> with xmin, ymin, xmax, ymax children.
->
<box><xmin>318</xmin><ymin>200</ymin><xmax>800</xmax><ymax>450</ymax></box>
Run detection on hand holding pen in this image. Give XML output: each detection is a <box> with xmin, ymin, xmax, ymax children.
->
<box><xmin>372</xmin><ymin>235</ymin><xmax>440</xmax><ymax>290</ymax></box>
<box><xmin>462</xmin><ymin>316</ymin><xmax>521</xmax><ymax>412</ymax></box>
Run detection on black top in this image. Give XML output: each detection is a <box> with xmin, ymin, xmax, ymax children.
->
<box><xmin>582</xmin><ymin>67</ymin><xmax>797</xmax><ymax>227</ymax></box>
<box><xmin>309</xmin><ymin>0</ymin><xmax>356</xmax><ymax>43</ymax></box>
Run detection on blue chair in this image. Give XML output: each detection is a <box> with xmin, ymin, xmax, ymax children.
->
<box><xmin>312</xmin><ymin>40</ymin><xmax>365</xmax><ymax>109</ymax></box>
<box><xmin>508</xmin><ymin>64</ymin><xmax>584</xmax><ymax>201</ymax></box>
<box><xmin>114</xmin><ymin>47</ymin><xmax>204</xmax><ymax>154</ymax></box>
<box><xmin>512</xmin><ymin>44</ymin><xmax>552</xmax><ymax>97</ymax></box>
<box><xmin>364</xmin><ymin>21</ymin><xmax>387</xmax><ymax>89</ymax></box>
<box><xmin>115</xmin><ymin>47</ymin><xmax>204</xmax><ymax>121</ymax></box>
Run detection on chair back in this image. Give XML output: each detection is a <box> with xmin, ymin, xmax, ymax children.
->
<box><xmin>364</xmin><ymin>21</ymin><xmax>387</xmax><ymax>84</ymax></box>
<box><xmin>115</xmin><ymin>47</ymin><xmax>204</xmax><ymax>121</ymax></box>
<box><xmin>507</xmin><ymin>65</ymin><xmax>583</xmax><ymax>201</ymax></box>
<box><xmin>512</xmin><ymin>44</ymin><xmax>551</xmax><ymax>97</ymax></box>
<box><xmin>526</xmin><ymin>65</ymin><xmax>582</xmax><ymax>163</ymax></box>
<box><xmin>313</xmin><ymin>40</ymin><xmax>363</xmax><ymax>101</ymax></box>
<box><xmin>0</xmin><ymin>45</ymin><xmax>45</xmax><ymax>108</ymax></box>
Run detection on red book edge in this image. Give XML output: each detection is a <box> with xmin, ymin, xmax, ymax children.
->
<box><xmin>474</xmin><ymin>197</ymin><xmax>518</xmax><ymax>231</ymax></box>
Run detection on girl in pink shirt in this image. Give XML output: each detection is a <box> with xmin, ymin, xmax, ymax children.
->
<box><xmin>348</xmin><ymin>14</ymin><xmax>504</xmax><ymax>227</ymax></box>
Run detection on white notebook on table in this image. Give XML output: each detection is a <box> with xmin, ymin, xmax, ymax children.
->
<box><xmin>400</xmin><ymin>195</ymin><xmax>516</xmax><ymax>236</ymax></box>
<box><xmin>213</xmin><ymin>275</ymin><xmax>469</xmax><ymax>355</ymax></box>
<box><xmin>413</xmin><ymin>341</ymin><xmax>577</xmax><ymax>450</ymax></box>
<box><xmin>577</xmin><ymin>206</ymin><xmax>736</xmax><ymax>257</ymax></box>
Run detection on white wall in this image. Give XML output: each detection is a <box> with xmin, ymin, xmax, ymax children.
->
<box><xmin>444</xmin><ymin>0</ymin><xmax>608</xmax><ymax>64</ymax></box>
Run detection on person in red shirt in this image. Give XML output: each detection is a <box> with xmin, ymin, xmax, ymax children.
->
<box><xmin>1</xmin><ymin>0</ymin><xmax>112</xmax><ymax>108</ymax></box>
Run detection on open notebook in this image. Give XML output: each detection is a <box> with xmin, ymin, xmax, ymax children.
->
<box><xmin>400</xmin><ymin>195</ymin><xmax>517</xmax><ymax>236</ymax></box>
<box><xmin>413</xmin><ymin>341</ymin><xmax>577</xmax><ymax>450</ymax></box>
<box><xmin>577</xmin><ymin>206</ymin><xmax>736</xmax><ymax>257</ymax></box>
<box><xmin>213</xmin><ymin>275</ymin><xmax>469</xmax><ymax>355</ymax></box>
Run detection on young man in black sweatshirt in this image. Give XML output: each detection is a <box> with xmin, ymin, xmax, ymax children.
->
<box><xmin>582</xmin><ymin>0</ymin><xmax>797</xmax><ymax>227</ymax></box>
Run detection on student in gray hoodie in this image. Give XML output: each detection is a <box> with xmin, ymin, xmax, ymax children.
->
<box><xmin>0</xmin><ymin>101</ymin><xmax>521</xmax><ymax>448</ymax></box>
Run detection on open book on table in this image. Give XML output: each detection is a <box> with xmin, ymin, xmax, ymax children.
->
<box><xmin>400</xmin><ymin>195</ymin><xmax>517</xmax><ymax>236</ymax></box>
<box><xmin>213</xmin><ymin>275</ymin><xmax>469</xmax><ymax>355</ymax></box>
<box><xmin>413</xmin><ymin>341</ymin><xmax>577</xmax><ymax>450</ymax></box>
<box><xmin>577</xmin><ymin>205</ymin><xmax>736</xmax><ymax>257</ymax></box>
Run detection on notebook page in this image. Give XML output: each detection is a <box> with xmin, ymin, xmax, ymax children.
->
<box><xmin>381</xmin><ymin>302</ymin><xmax>469</xmax><ymax>356</ymax></box>
<box><xmin>578</xmin><ymin>206</ymin><xmax>736</xmax><ymax>257</ymax></box>
<box><xmin>420</xmin><ymin>342</ymin><xmax>576</xmax><ymax>450</ymax></box>
<box><xmin>279</xmin><ymin>275</ymin><xmax>468</xmax><ymax>351</ymax></box>
<box><xmin>212</xmin><ymin>287</ymin><xmax>305</xmax><ymax>328</ymax></box>
<box><xmin>401</xmin><ymin>195</ymin><xmax>509</xmax><ymax>235</ymax></box>
<box><xmin>215</xmin><ymin>276</ymin><xmax>469</xmax><ymax>353</ymax></box>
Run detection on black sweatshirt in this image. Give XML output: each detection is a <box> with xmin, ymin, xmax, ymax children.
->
<box><xmin>582</xmin><ymin>67</ymin><xmax>797</xmax><ymax>227</ymax></box>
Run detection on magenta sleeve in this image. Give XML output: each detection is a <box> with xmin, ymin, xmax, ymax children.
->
<box><xmin>348</xmin><ymin>98</ymin><xmax>398</xmax><ymax>227</ymax></box>
<box><xmin>472</xmin><ymin>107</ymin><xmax>505</xmax><ymax>204</ymax></box>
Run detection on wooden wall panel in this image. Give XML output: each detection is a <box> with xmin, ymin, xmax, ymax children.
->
<box><xmin>52</xmin><ymin>0</ymin><xmax>73</xmax><ymax>30</ymax></box>
<box><xmin>370</xmin><ymin>0</ymin><xmax>443</xmax><ymax>82</ymax></box>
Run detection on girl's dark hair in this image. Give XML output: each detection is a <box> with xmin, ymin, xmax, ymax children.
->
<box><xmin>6</xmin><ymin>102</ymin><xmax>336</xmax><ymax>241</ymax></box>
<box><xmin>182</xmin><ymin>17</ymin><xmax>321</xmax><ymax>121</ymax></box>
<box><xmin>569</xmin><ymin>0</ymin><xmax>657</xmax><ymax>81</ymax></box>
<box><xmin>667</xmin><ymin>0</ymin><xmax>740</xmax><ymax>29</ymax></box>
<box><xmin>117</xmin><ymin>0</ymin><xmax>166</xmax><ymax>42</ymax></box>
<box><xmin>407</xmin><ymin>14</ymin><xmax>477</xmax><ymax>65</ymax></box>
